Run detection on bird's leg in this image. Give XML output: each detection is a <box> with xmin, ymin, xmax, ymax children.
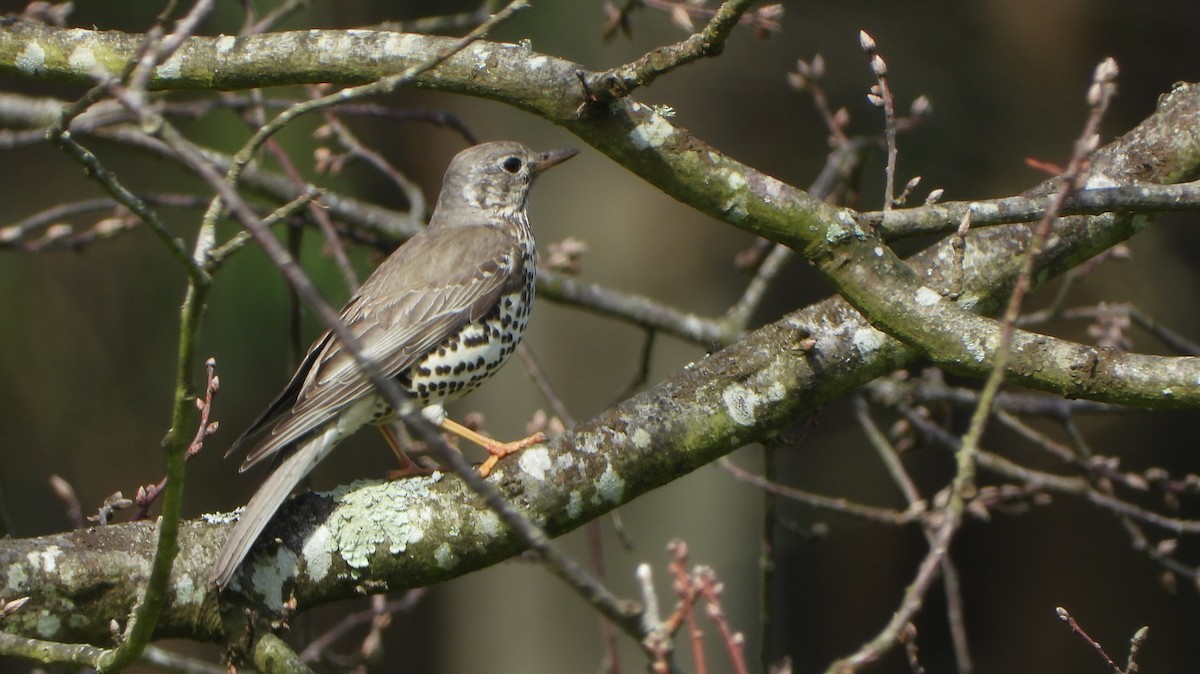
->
<box><xmin>439</xmin><ymin>417</ymin><xmax>546</xmax><ymax>477</ymax></box>
<box><xmin>379</xmin><ymin>425</ymin><xmax>436</xmax><ymax>479</ymax></box>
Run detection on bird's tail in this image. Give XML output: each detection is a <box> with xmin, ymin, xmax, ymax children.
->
<box><xmin>209</xmin><ymin>425</ymin><xmax>339</xmax><ymax>589</ymax></box>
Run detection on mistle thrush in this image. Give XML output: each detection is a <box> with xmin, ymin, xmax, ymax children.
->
<box><xmin>210</xmin><ymin>141</ymin><xmax>576</xmax><ymax>589</ymax></box>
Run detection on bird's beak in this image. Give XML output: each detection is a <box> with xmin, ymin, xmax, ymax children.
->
<box><xmin>533</xmin><ymin>148</ymin><xmax>579</xmax><ymax>174</ymax></box>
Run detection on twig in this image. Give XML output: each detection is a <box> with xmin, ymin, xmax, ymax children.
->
<box><xmin>374</xmin><ymin>0</ymin><xmax>500</xmax><ymax>35</ymax></box>
<box><xmin>721</xmin><ymin>457</ymin><xmax>917</xmax><ymax>525</ymax></box>
<box><xmin>1055</xmin><ymin>607</ymin><xmax>1121</xmax><ymax>673</ymax></box>
<box><xmin>540</xmin><ymin>272</ymin><xmax>732</xmax><ymax>345</ymax></box>
<box><xmin>206</xmin><ymin>188</ymin><xmax>322</xmax><ymax>271</ymax></box>
<box><xmin>46</xmin><ymin>123</ymin><xmax>209</xmax><ymax>285</ymax></box>
<box><xmin>263</xmin><ymin>119</ymin><xmax>359</xmax><ymax>291</ymax></box>
<box><xmin>866</xmin><ymin>377</ymin><xmax>1135</xmax><ymax>419</ymax></box>
<box><xmin>516</xmin><ymin>344</ymin><xmax>576</xmax><ymax>427</ymax></box>
<box><xmin>694</xmin><ymin>565</ymin><xmax>749</xmax><ymax>674</ymax></box>
<box><xmin>787</xmin><ymin>54</ymin><xmax>850</xmax><ymax>146</ymax></box>
<box><xmin>72</xmin><ymin>3</ymin><xmax>223</xmax><ymax>669</ymax></box>
<box><xmin>297</xmin><ymin>590</ymin><xmax>425</xmax><ymax>663</ymax></box>
<box><xmin>863</xmin><ymin>179</ymin><xmax>1200</xmax><ymax>238</ymax></box>
<box><xmin>317</xmin><ymin>107</ymin><xmax>427</xmax><ymax>219</ymax></box>
<box><xmin>615</xmin><ymin>329</ymin><xmax>657</xmax><ymax>402</ymax></box>
<box><xmin>603</xmin><ymin>0</ymin><xmax>781</xmax><ymax>42</ymax></box>
<box><xmin>138</xmin><ymin>644</ymin><xmax>229</xmax><ymax>674</ymax></box>
<box><xmin>855</xmin><ymin>396</ymin><xmax>972</xmax><ymax>672</ymax></box>
<box><xmin>860</xmin><ymin>31</ymin><xmax>899</xmax><ymax>211</ymax></box>
<box><xmin>951</xmin><ymin>57</ymin><xmax>1119</xmax><ymax>520</ymax></box>
<box><xmin>903</xmin><ymin>406</ymin><xmax>1200</xmax><ymax>534</ymax></box>
<box><xmin>588</xmin><ymin>518</ymin><xmax>622</xmax><ymax>674</ymax></box>
<box><xmin>1126</xmin><ymin>626</ymin><xmax>1149</xmax><ymax>674</ymax></box>
<box><xmin>824</xmin><ymin>513</ymin><xmax>957</xmax><ymax>673</ymax></box>
<box><xmin>242</xmin><ymin>0</ymin><xmax>312</xmax><ymax>36</ymax></box>
<box><xmin>589</xmin><ymin>0</ymin><xmax>759</xmax><ymax>101</ymax></box>
<box><xmin>854</xmin><ymin>396</ymin><xmax>921</xmax><ymax>505</ymax></box>
<box><xmin>133</xmin><ymin>358</ymin><xmax>219</xmax><ymax>520</ymax></box>
<box><xmin>1020</xmin><ymin>303</ymin><xmax>1200</xmax><ymax>356</ymax></box>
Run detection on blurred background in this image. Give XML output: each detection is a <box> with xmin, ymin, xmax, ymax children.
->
<box><xmin>2</xmin><ymin>0</ymin><xmax>1200</xmax><ymax>672</ymax></box>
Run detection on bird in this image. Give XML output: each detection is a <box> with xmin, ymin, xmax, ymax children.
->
<box><xmin>209</xmin><ymin>141</ymin><xmax>577</xmax><ymax>589</ymax></box>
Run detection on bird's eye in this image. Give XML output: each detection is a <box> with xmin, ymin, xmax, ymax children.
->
<box><xmin>501</xmin><ymin>156</ymin><xmax>522</xmax><ymax>173</ymax></box>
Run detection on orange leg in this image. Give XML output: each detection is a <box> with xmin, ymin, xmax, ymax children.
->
<box><xmin>439</xmin><ymin>417</ymin><xmax>546</xmax><ymax>477</ymax></box>
<box><xmin>378</xmin><ymin>425</ymin><xmax>434</xmax><ymax>479</ymax></box>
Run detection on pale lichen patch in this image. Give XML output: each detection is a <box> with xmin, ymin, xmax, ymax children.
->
<box><xmin>67</xmin><ymin>46</ymin><xmax>97</xmax><ymax>73</ymax></box>
<box><xmin>475</xmin><ymin>510</ymin><xmax>503</xmax><ymax>539</ymax></box>
<box><xmin>518</xmin><ymin>446</ymin><xmax>553</xmax><ymax>481</ymax></box>
<box><xmin>250</xmin><ymin>548</ymin><xmax>297</xmax><ymax>612</ymax></box>
<box><xmin>325</xmin><ymin>478</ymin><xmax>439</xmax><ymax>574</ymax></box>
<box><xmin>16</xmin><ymin>42</ymin><xmax>46</xmax><ymax>75</ymax></box>
<box><xmin>201</xmin><ymin>508</ymin><xmax>242</xmax><ymax>525</ymax></box>
<box><xmin>578</xmin><ymin>432</ymin><xmax>602</xmax><ymax>455</ymax></box>
<box><xmin>154</xmin><ymin>50</ymin><xmax>185</xmax><ymax>79</ymax></box>
<box><xmin>629</xmin><ymin>111</ymin><xmax>675</xmax><ymax>150</ymax></box>
<box><xmin>28</xmin><ymin>545</ymin><xmax>62</xmax><ymax>574</ymax></box>
<box><xmin>554</xmin><ymin>452</ymin><xmax>579</xmax><ymax>472</ymax></box>
<box><xmin>333</xmin><ymin>479</ymin><xmax>432</xmax><ymax>568</ymax></box>
<box><xmin>174</xmin><ymin>573</ymin><xmax>203</xmax><ymax>607</ymax></box>
<box><xmin>961</xmin><ymin>333</ymin><xmax>988</xmax><ymax>362</ymax></box>
<box><xmin>36</xmin><ymin>611</ymin><xmax>60</xmax><ymax>638</ymax></box>
<box><xmin>824</xmin><ymin>220</ymin><xmax>848</xmax><ymax>242</ymax></box>
<box><xmin>567</xmin><ymin>490</ymin><xmax>583</xmax><ymax>519</ymax></box>
<box><xmin>631</xmin><ymin>427</ymin><xmax>652</xmax><ymax>450</ymax></box>
<box><xmin>302</xmin><ymin>525</ymin><xmax>332</xmax><ymax>582</ymax></box>
<box><xmin>5</xmin><ymin>563</ymin><xmax>28</xmax><ymax>591</ymax></box>
<box><xmin>851</xmin><ymin>325</ymin><xmax>886</xmax><ymax>354</ymax></box>
<box><xmin>595</xmin><ymin>463</ymin><xmax>626</xmax><ymax>505</ymax></box>
<box><xmin>435</xmin><ymin>542</ymin><xmax>459</xmax><ymax>570</ymax></box>
<box><xmin>915</xmin><ymin>286</ymin><xmax>942</xmax><ymax>306</ymax></box>
<box><xmin>722</xmin><ymin>383</ymin><xmax>760</xmax><ymax>427</ymax></box>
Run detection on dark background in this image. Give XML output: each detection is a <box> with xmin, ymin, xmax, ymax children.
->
<box><xmin>2</xmin><ymin>1</ymin><xmax>1199</xmax><ymax>672</ymax></box>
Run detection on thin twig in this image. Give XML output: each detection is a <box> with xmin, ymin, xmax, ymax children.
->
<box><xmin>297</xmin><ymin>590</ymin><xmax>425</xmax><ymax>663</ymax></box>
<box><xmin>854</xmin><ymin>397</ymin><xmax>972</xmax><ymax>673</ymax></box>
<box><xmin>863</xmin><ymin>179</ymin><xmax>1200</xmax><ymax>238</ymax></box>
<box><xmin>589</xmin><ymin>0</ymin><xmax>759</xmax><ymax>101</ymax></box>
<box><xmin>860</xmin><ymin>31</ymin><xmax>898</xmax><ymax>211</ymax></box>
<box><xmin>721</xmin><ymin>458</ymin><xmax>917</xmax><ymax>525</ymax></box>
<box><xmin>825</xmin><ymin>514</ymin><xmax>957</xmax><ymax>673</ymax></box>
<box><xmin>1056</xmin><ymin>607</ymin><xmax>1121</xmax><ymax>674</ymax></box>
<box><xmin>951</xmin><ymin>58</ymin><xmax>1119</xmax><ymax>520</ymax></box>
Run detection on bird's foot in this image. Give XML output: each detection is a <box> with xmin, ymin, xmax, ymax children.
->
<box><xmin>477</xmin><ymin>432</ymin><xmax>547</xmax><ymax>477</ymax></box>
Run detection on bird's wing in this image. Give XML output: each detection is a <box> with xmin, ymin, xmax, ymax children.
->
<box><xmin>236</xmin><ymin>224</ymin><xmax>525</xmax><ymax>470</ymax></box>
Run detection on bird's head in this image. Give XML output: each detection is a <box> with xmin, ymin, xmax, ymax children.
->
<box><xmin>432</xmin><ymin>141</ymin><xmax>577</xmax><ymax>222</ymax></box>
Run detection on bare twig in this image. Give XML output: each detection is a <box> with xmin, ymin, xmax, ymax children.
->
<box><xmin>590</xmin><ymin>0</ymin><xmax>761</xmax><ymax>101</ymax></box>
<box><xmin>298</xmin><ymin>590</ymin><xmax>425</xmax><ymax>664</ymax></box>
<box><xmin>133</xmin><ymin>358</ymin><xmax>219</xmax><ymax>520</ymax></box>
<box><xmin>862</xmin><ymin>179</ymin><xmax>1200</xmax><ymax>238</ymax></box>
<box><xmin>1056</xmin><ymin>607</ymin><xmax>1121</xmax><ymax>674</ymax></box>
<box><xmin>952</xmin><ymin>57</ymin><xmax>1120</xmax><ymax>519</ymax></box>
<box><xmin>860</xmin><ymin>31</ymin><xmax>899</xmax><ymax>211</ymax></box>
<box><xmin>824</xmin><ymin>514</ymin><xmax>957</xmax><ymax>673</ymax></box>
<box><xmin>854</xmin><ymin>397</ymin><xmax>972</xmax><ymax>673</ymax></box>
<box><xmin>721</xmin><ymin>457</ymin><xmax>918</xmax><ymax>525</ymax></box>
